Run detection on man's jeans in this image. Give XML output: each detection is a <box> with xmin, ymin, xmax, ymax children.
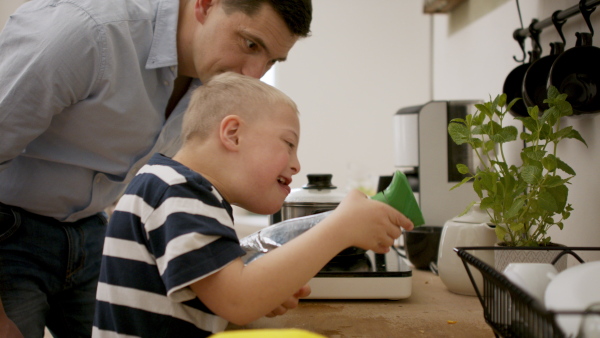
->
<box><xmin>0</xmin><ymin>204</ymin><xmax>107</xmax><ymax>338</ymax></box>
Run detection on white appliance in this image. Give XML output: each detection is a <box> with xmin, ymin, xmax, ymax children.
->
<box><xmin>307</xmin><ymin>248</ymin><xmax>412</xmax><ymax>300</ymax></box>
<box><xmin>394</xmin><ymin>100</ymin><xmax>482</xmax><ymax>226</ymax></box>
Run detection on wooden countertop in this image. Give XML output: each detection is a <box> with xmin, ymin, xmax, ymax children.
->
<box><xmin>227</xmin><ymin>269</ymin><xmax>495</xmax><ymax>337</ymax></box>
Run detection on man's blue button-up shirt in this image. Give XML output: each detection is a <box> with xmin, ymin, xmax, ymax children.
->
<box><xmin>0</xmin><ymin>0</ymin><xmax>193</xmax><ymax>221</ymax></box>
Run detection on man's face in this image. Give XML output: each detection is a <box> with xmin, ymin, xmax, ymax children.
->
<box><xmin>189</xmin><ymin>1</ymin><xmax>298</xmax><ymax>83</ymax></box>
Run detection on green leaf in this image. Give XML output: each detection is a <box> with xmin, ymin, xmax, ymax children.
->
<box><xmin>505</xmin><ymin>198</ymin><xmax>525</xmax><ymax>219</ymax></box>
<box><xmin>448</xmin><ymin>123</ymin><xmax>469</xmax><ymax>145</ymax></box>
<box><xmin>565</xmin><ymin>129</ymin><xmax>588</xmax><ymax>147</ymax></box>
<box><xmin>486</xmin><ymin>120</ymin><xmax>502</xmax><ymax>135</ymax></box>
<box><xmin>540</xmin><ymin>106</ymin><xmax>559</xmax><ymax>127</ymax></box>
<box><xmin>521</xmin><ymin>165</ymin><xmax>542</xmax><ymax>184</ymax></box>
<box><xmin>528</xmin><ymin>105</ymin><xmax>540</xmax><ymax>119</ymax></box>
<box><xmin>501</xmin><ymin>126</ymin><xmax>518</xmax><ymax>142</ymax></box>
<box><xmin>523</xmin><ymin>146</ymin><xmax>546</xmax><ymax>161</ymax></box>
<box><xmin>553</xmin><ymin>126</ymin><xmax>573</xmax><ymax>141</ymax></box>
<box><xmin>449</xmin><ymin>118</ymin><xmax>466</xmax><ymax>124</ymax></box>
<box><xmin>472</xmin><ymin>125</ymin><xmax>485</xmax><ymax>135</ymax></box>
<box><xmin>517</xmin><ymin>116</ymin><xmax>538</xmax><ymax>133</ymax></box>
<box><xmin>472</xmin><ymin>177</ymin><xmax>483</xmax><ymax>198</ymax></box>
<box><xmin>483</xmin><ymin>140</ymin><xmax>495</xmax><ymax>153</ymax></box>
<box><xmin>475</xmin><ymin>103</ymin><xmax>491</xmax><ymax>117</ymax></box>
<box><xmin>556</xmin><ymin>157</ymin><xmax>576</xmax><ymax>175</ymax></box>
<box><xmin>520</xmin><ymin>132</ymin><xmax>533</xmax><ymax>142</ymax></box>
<box><xmin>480</xmin><ymin>196</ymin><xmax>495</xmax><ymax>209</ymax></box>
<box><xmin>551</xmin><ymin>96</ymin><xmax>573</xmax><ymax>117</ymax></box>
<box><xmin>547</xmin><ymin>86</ymin><xmax>559</xmax><ymax>100</ymax></box>
<box><xmin>471</xmin><ymin>138</ymin><xmax>483</xmax><ymax>148</ymax></box>
<box><xmin>457</xmin><ymin>201</ymin><xmax>477</xmax><ymax>217</ymax></box>
<box><xmin>456</xmin><ymin>164</ymin><xmax>470</xmax><ymax>175</ymax></box>
<box><xmin>542</xmin><ymin>154</ymin><xmax>557</xmax><ymax>171</ymax></box>
<box><xmin>506</xmin><ymin>97</ymin><xmax>521</xmax><ymax>113</ymax></box>
<box><xmin>538</xmin><ymin>190</ymin><xmax>559</xmax><ymax>213</ymax></box>
<box><xmin>539</xmin><ymin>124</ymin><xmax>553</xmax><ymax>140</ymax></box>
<box><xmin>545</xmin><ymin>175</ymin><xmax>567</xmax><ymax>187</ymax></box>
<box><xmin>497</xmin><ymin>93</ymin><xmax>507</xmax><ymax>107</ymax></box>
<box><xmin>450</xmin><ymin>176</ymin><xmax>473</xmax><ymax>191</ymax></box>
<box><xmin>509</xmin><ymin>222</ymin><xmax>524</xmax><ymax>232</ymax></box>
<box><xmin>495</xmin><ymin>226</ymin><xmax>507</xmax><ymax>241</ymax></box>
<box><xmin>479</xmin><ymin>171</ymin><xmax>498</xmax><ymax>192</ymax></box>
<box><xmin>473</xmin><ymin>112</ymin><xmax>486</xmax><ymax>126</ymax></box>
<box><xmin>547</xmin><ymin>184</ymin><xmax>568</xmax><ymax>211</ymax></box>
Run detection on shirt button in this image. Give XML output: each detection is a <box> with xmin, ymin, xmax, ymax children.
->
<box><xmin>170</xmin><ymin>66</ymin><xmax>176</xmax><ymax>72</ymax></box>
<box><xmin>164</xmin><ymin>80</ymin><xmax>170</xmax><ymax>86</ymax></box>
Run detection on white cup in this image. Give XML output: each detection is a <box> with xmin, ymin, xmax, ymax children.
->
<box><xmin>578</xmin><ymin>303</ymin><xmax>600</xmax><ymax>338</ymax></box>
<box><xmin>503</xmin><ymin>263</ymin><xmax>558</xmax><ymax>303</ymax></box>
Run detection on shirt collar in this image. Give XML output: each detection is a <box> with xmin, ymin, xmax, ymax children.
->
<box><xmin>145</xmin><ymin>0</ymin><xmax>179</xmax><ymax>69</ymax></box>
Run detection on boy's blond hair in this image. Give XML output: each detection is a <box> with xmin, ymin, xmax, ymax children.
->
<box><xmin>181</xmin><ymin>72</ymin><xmax>299</xmax><ymax>142</ymax></box>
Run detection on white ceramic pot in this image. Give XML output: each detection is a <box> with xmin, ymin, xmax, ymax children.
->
<box><xmin>437</xmin><ymin>204</ymin><xmax>498</xmax><ymax>296</ymax></box>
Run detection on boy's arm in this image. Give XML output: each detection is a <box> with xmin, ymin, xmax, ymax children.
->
<box><xmin>264</xmin><ymin>285</ymin><xmax>311</xmax><ymax>318</ymax></box>
<box><xmin>190</xmin><ymin>190</ymin><xmax>413</xmax><ymax>325</ymax></box>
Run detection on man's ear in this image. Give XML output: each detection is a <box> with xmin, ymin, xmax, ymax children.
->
<box><xmin>220</xmin><ymin>115</ymin><xmax>241</xmax><ymax>151</ymax></box>
<box><xmin>194</xmin><ymin>0</ymin><xmax>216</xmax><ymax>24</ymax></box>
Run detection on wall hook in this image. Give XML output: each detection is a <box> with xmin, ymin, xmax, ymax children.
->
<box><xmin>552</xmin><ymin>10</ymin><xmax>567</xmax><ymax>45</ymax></box>
<box><xmin>528</xmin><ymin>19</ymin><xmax>542</xmax><ymax>61</ymax></box>
<box><xmin>512</xmin><ymin>29</ymin><xmax>527</xmax><ymax>63</ymax></box>
<box><xmin>579</xmin><ymin>0</ymin><xmax>596</xmax><ymax>36</ymax></box>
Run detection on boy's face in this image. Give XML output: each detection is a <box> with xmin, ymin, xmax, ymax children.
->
<box><xmin>188</xmin><ymin>1</ymin><xmax>298</xmax><ymax>84</ymax></box>
<box><xmin>234</xmin><ymin>102</ymin><xmax>300</xmax><ymax>214</ymax></box>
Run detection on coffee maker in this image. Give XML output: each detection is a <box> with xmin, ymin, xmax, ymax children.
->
<box><xmin>394</xmin><ymin>100</ymin><xmax>481</xmax><ymax>226</ymax></box>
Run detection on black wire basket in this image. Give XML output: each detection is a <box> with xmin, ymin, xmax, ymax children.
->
<box><xmin>454</xmin><ymin>246</ymin><xmax>600</xmax><ymax>338</ymax></box>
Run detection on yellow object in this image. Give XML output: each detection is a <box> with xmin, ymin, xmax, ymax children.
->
<box><xmin>211</xmin><ymin>329</ymin><xmax>327</xmax><ymax>338</ymax></box>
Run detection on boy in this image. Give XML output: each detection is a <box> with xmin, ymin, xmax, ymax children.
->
<box><xmin>0</xmin><ymin>0</ymin><xmax>311</xmax><ymax>334</ymax></box>
<box><xmin>93</xmin><ymin>72</ymin><xmax>414</xmax><ymax>337</ymax></box>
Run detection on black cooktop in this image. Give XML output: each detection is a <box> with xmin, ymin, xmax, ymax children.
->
<box><xmin>316</xmin><ymin>247</ymin><xmax>412</xmax><ymax>278</ymax></box>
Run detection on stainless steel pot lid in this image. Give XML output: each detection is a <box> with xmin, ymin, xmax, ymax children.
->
<box><xmin>285</xmin><ymin>174</ymin><xmax>346</xmax><ymax>204</ymax></box>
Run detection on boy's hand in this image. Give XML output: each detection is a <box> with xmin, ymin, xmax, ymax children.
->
<box><xmin>328</xmin><ymin>190</ymin><xmax>413</xmax><ymax>254</ymax></box>
<box><xmin>264</xmin><ymin>285</ymin><xmax>311</xmax><ymax>318</ymax></box>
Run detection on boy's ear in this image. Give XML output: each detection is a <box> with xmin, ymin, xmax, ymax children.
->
<box><xmin>220</xmin><ymin>115</ymin><xmax>241</xmax><ymax>151</ymax></box>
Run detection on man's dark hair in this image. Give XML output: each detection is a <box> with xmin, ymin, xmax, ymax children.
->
<box><xmin>222</xmin><ymin>0</ymin><xmax>312</xmax><ymax>37</ymax></box>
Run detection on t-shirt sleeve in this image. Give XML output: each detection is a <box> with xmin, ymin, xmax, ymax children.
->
<box><xmin>143</xmin><ymin>182</ymin><xmax>246</xmax><ymax>302</ymax></box>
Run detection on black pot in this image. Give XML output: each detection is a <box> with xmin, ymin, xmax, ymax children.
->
<box><xmin>548</xmin><ymin>32</ymin><xmax>600</xmax><ymax>115</ymax></box>
<box><xmin>503</xmin><ymin>62</ymin><xmax>531</xmax><ymax>117</ymax></box>
<box><xmin>404</xmin><ymin>225</ymin><xmax>442</xmax><ymax>270</ymax></box>
<box><xmin>523</xmin><ymin>42</ymin><xmax>564</xmax><ymax>111</ymax></box>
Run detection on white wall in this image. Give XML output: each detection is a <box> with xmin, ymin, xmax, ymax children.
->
<box><xmin>0</xmin><ymin>0</ymin><xmax>25</xmax><ymax>29</ymax></box>
<box><xmin>433</xmin><ymin>0</ymin><xmax>600</xmax><ymax>249</ymax></box>
<box><xmin>276</xmin><ymin>1</ymin><xmax>432</xmax><ymax>193</ymax></box>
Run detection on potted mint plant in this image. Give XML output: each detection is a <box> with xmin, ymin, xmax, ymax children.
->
<box><xmin>447</xmin><ymin>87</ymin><xmax>587</xmax><ymax>269</ymax></box>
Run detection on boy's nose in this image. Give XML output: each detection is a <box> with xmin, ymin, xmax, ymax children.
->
<box><xmin>291</xmin><ymin>156</ymin><xmax>300</xmax><ymax>175</ymax></box>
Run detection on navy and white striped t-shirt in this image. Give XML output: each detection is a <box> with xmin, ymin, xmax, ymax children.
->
<box><xmin>93</xmin><ymin>153</ymin><xmax>246</xmax><ymax>337</ymax></box>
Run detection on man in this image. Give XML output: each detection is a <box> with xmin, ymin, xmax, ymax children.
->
<box><xmin>0</xmin><ymin>0</ymin><xmax>312</xmax><ymax>336</ymax></box>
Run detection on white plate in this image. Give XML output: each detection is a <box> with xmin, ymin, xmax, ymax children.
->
<box><xmin>544</xmin><ymin>261</ymin><xmax>600</xmax><ymax>337</ymax></box>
